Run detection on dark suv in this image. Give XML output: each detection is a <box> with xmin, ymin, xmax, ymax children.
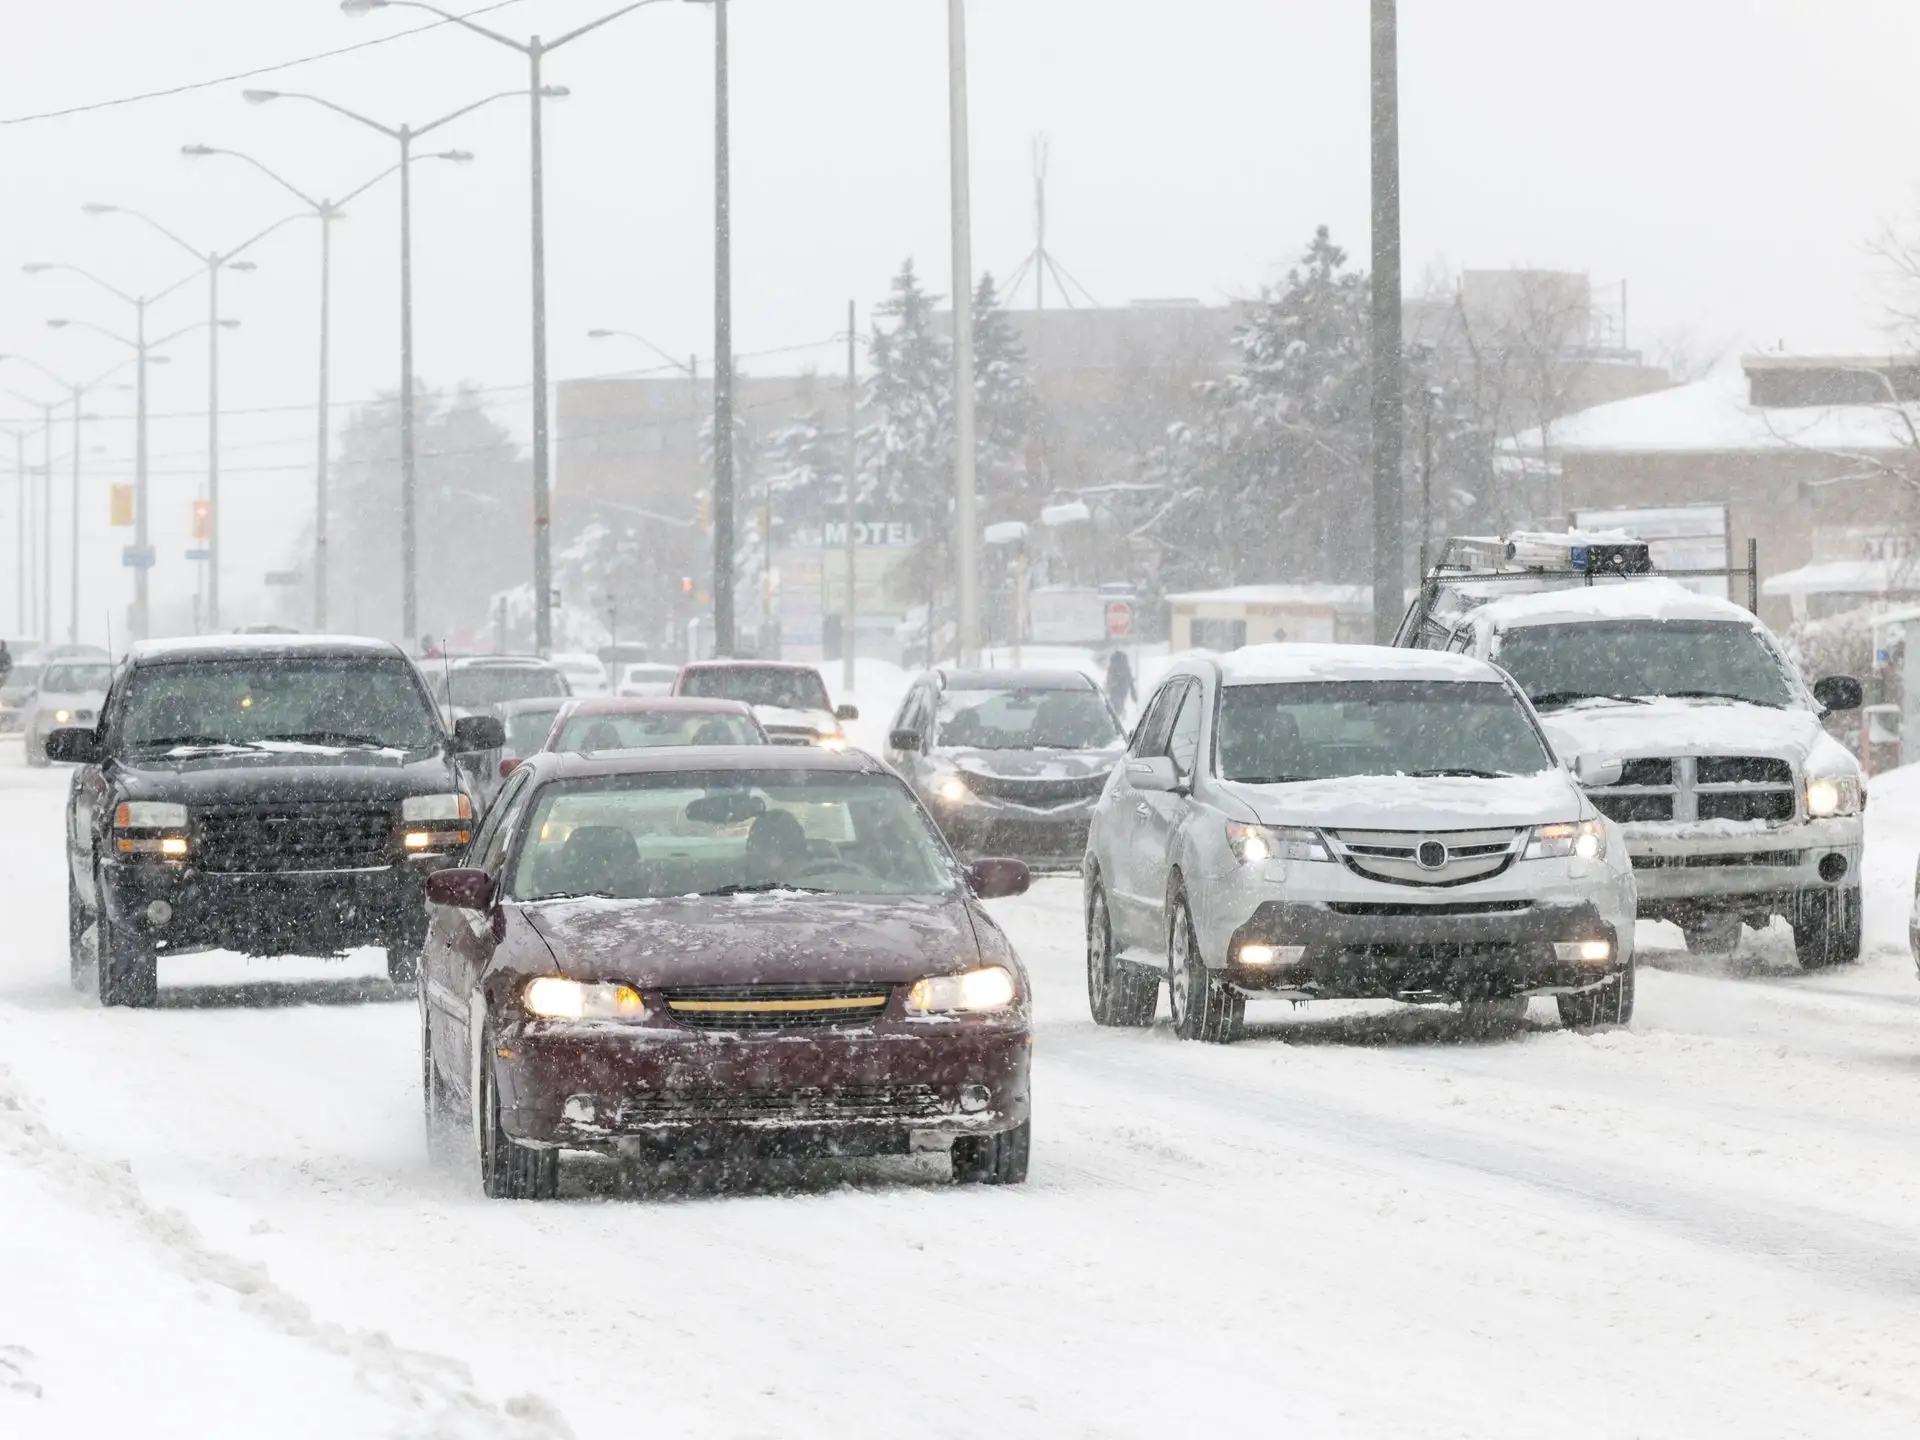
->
<box><xmin>50</xmin><ymin>636</ymin><xmax>504</xmax><ymax>1007</ymax></box>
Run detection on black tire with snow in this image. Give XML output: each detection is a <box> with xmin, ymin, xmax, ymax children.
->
<box><xmin>1086</xmin><ymin>881</ymin><xmax>1157</xmax><ymax>1027</ymax></box>
<box><xmin>952</xmin><ymin>1119</ymin><xmax>1031</xmax><ymax>1185</ymax></box>
<box><xmin>1168</xmin><ymin>895</ymin><xmax>1243</xmax><ymax>1044</ymax></box>
<box><xmin>67</xmin><ymin>869</ymin><xmax>89</xmax><ymax>992</ymax></box>
<box><xmin>95</xmin><ymin>873</ymin><xmax>158</xmax><ymax>1009</ymax></box>
<box><xmin>1557</xmin><ymin>963</ymin><xmax>1635</xmax><ymax>1030</ymax></box>
<box><xmin>475</xmin><ymin>1024</ymin><xmax>558</xmax><ymax>1200</ymax></box>
<box><xmin>419</xmin><ymin>978</ymin><xmax>459</xmax><ymax>1167</ymax></box>
<box><xmin>1793</xmin><ymin>887</ymin><xmax>1862</xmax><ymax>971</ymax></box>
<box><xmin>1682</xmin><ymin>915</ymin><xmax>1742</xmax><ymax>956</ymax></box>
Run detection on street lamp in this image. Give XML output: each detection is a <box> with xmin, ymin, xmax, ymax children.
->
<box><xmin>343</xmin><ymin>0</ymin><xmax>683</xmax><ymax>656</ymax></box>
<box><xmin>80</xmin><ymin>203</ymin><xmax>303</xmax><ymax>631</ymax></box>
<box><xmin>234</xmin><ymin>89</ymin><xmax>530</xmax><ymax>647</ymax></box>
<box><xmin>180</xmin><ymin>145</ymin><xmax>468</xmax><ymax>631</ymax></box>
<box><xmin>948</xmin><ymin>0</ymin><xmax>980</xmax><ymax>667</ymax></box>
<box><xmin>0</xmin><ymin>385</ymin><xmax>55</xmax><ymax>642</ymax></box>
<box><xmin>25</xmin><ymin>260</ymin><xmax>201</xmax><ymax>640</ymax></box>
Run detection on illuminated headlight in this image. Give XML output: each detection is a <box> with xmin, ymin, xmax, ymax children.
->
<box><xmin>1238</xmin><ymin>942</ymin><xmax>1306</xmax><ymax>967</ymax></box>
<box><xmin>403</xmin><ymin>793</ymin><xmax>472</xmax><ymax>823</ymax></box>
<box><xmin>1525</xmin><ymin>819</ymin><xmax>1606</xmax><ymax>861</ymax></box>
<box><xmin>1805</xmin><ymin>776</ymin><xmax>1862</xmax><ymax>818</ymax></box>
<box><xmin>935</xmin><ymin>774</ymin><xmax>971</xmax><ymax>804</ymax></box>
<box><xmin>1226</xmin><ymin>821</ymin><xmax>1330</xmax><ymax>864</ymax></box>
<box><xmin>1553</xmin><ymin>939</ymin><xmax>1614</xmax><ymax>964</ymax></box>
<box><xmin>523</xmin><ymin>977</ymin><xmax>647</xmax><ymax>1021</ymax></box>
<box><xmin>116</xmin><ymin>801</ymin><xmax>188</xmax><ymax>829</ymax></box>
<box><xmin>814</xmin><ymin>731</ymin><xmax>849</xmax><ymax>752</ymax></box>
<box><xmin>906</xmin><ymin>965</ymin><xmax>1018</xmax><ymax>1015</ymax></box>
<box><xmin>53</xmin><ymin>709</ymin><xmax>73</xmax><ymax>724</ymax></box>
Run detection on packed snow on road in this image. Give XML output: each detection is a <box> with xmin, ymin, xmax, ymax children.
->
<box><xmin>5</xmin><ymin>733</ymin><xmax>1920</xmax><ymax>1438</ymax></box>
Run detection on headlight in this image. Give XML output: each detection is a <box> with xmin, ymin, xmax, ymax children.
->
<box><xmin>116</xmin><ymin>801</ymin><xmax>188</xmax><ymax>829</ymax></box>
<box><xmin>935</xmin><ymin>774</ymin><xmax>971</xmax><ymax>804</ymax></box>
<box><xmin>403</xmin><ymin>793</ymin><xmax>472</xmax><ymax>823</ymax></box>
<box><xmin>1525</xmin><ymin>819</ymin><xmax>1606</xmax><ymax>861</ymax></box>
<box><xmin>1226</xmin><ymin>821</ymin><xmax>1331</xmax><ymax>864</ymax></box>
<box><xmin>1805</xmin><ymin>775</ymin><xmax>1862</xmax><ymax>818</ymax></box>
<box><xmin>53</xmin><ymin>709</ymin><xmax>73</xmax><ymax>724</ymax></box>
<box><xmin>906</xmin><ymin>965</ymin><xmax>1018</xmax><ymax>1015</ymax></box>
<box><xmin>523</xmin><ymin>977</ymin><xmax>646</xmax><ymax>1021</ymax></box>
<box><xmin>814</xmin><ymin>731</ymin><xmax>849</xmax><ymax>752</ymax></box>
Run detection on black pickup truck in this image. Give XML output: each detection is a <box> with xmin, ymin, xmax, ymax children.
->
<box><xmin>49</xmin><ymin>635</ymin><xmax>504</xmax><ymax>1006</ymax></box>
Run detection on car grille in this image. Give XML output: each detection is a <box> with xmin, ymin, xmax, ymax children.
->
<box><xmin>1324</xmin><ymin>900</ymin><xmax>1532</xmax><ymax>917</ymax></box>
<box><xmin>764</xmin><ymin>725</ymin><xmax>821</xmax><ymax>747</ymax></box>
<box><xmin>1325</xmin><ymin>828</ymin><xmax>1523</xmax><ymax>888</ymax></box>
<box><xmin>196</xmin><ymin>803</ymin><xmax>394</xmax><ymax>874</ymax></box>
<box><xmin>955</xmin><ymin>770</ymin><xmax>1109</xmax><ymax>805</ymax></box>
<box><xmin>1633</xmin><ymin>851</ymin><xmax>1806</xmax><ymax>870</ymax></box>
<box><xmin>661</xmin><ymin>983</ymin><xmax>892</xmax><ymax>1031</ymax></box>
<box><xmin>1586</xmin><ymin>755</ymin><xmax>1796</xmax><ymax>826</ymax></box>
<box><xmin>613</xmin><ymin>1085</ymin><xmax>943</xmax><ymax>1127</ymax></box>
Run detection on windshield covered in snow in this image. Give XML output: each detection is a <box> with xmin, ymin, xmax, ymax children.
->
<box><xmin>937</xmin><ymin>687</ymin><xmax>1123</xmax><ymax>751</ymax></box>
<box><xmin>1217</xmin><ymin>680</ymin><xmax>1553</xmax><ymax>783</ymax></box>
<box><xmin>431</xmin><ymin>664</ymin><xmax>570</xmax><ymax>709</ymax></box>
<box><xmin>679</xmin><ymin>665</ymin><xmax>832</xmax><ymax>712</ymax></box>
<box><xmin>554</xmin><ymin>710</ymin><xmax>763</xmax><ymax>752</ymax></box>
<box><xmin>117</xmin><ymin>658</ymin><xmax>443</xmax><ymax>752</ymax></box>
<box><xmin>511</xmin><ymin>770</ymin><xmax>953</xmax><ymax>900</ymax></box>
<box><xmin>41</xmin><ymin>663</ymin><xmax>112</xmax><ymax>693</ymax></box>
<box><xmin>1495</xmin><ymin>619</ymin><xmax>1796</xmax><ymax>709</ymax></box>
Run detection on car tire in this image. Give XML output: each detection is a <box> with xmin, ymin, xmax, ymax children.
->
<box><xmin>951</xmin><ymin>1118</ymin><xmax>1031</xmax><ymax>1185</ymax></box>
<box><xmin>95</xmin><ymin>877</ymin><xmax>158</xmax><ymax>1009</ymax></box>
<box><xmin>1167</xmin><ymin>895</ymin><xmax>1243</xmax><ymax>1044</ymax></box>
<box><xmin>1556</xmin><ymin>963</ymin><xmax>1636</xmax><ymax>1030</ymax></box>
<box><xmin>1682</xmin><ymin>916</ymin><xmax>1742</xmax><ymax>956</ymax></box>
<box><xmin>1086</xmin><ymin>881</ymin><xmax>1156</xmax><ymax>1028</ymax></box>
<box><xmin>420</xmin><ymin>978</ymin><xmax>459</xmax><ymax>1167</ymax></box>
<box><xmin>475</xmin><ymin>1024</ymin><xmax>558</xmax><ymax>1200</ymax></box>
<box><xmin>1793</xmin><ymin>887</ymin><xmax>1862</xmax><ymax>971</ymax></box>
<box><xmin>387</xmin><ymin>944</ymin><xmax>422</xmax><ymax>984</ymax></box>
<box><xmin>1459</xmin><ymin>997</ymin><xmax>1529</xmax><ymax>1035</ymax></box>
<box><xmin>67</xmin><ymin>869</ymin><xmax>90</xmax><ymax>992</ymax></box>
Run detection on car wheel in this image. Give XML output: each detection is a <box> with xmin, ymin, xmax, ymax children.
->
<box><xmin>951</xmin><ymin>1119</ymin><xmax>1031</xmax><ymax>1185</ymax></box>
<box><xmin>1167</xmin><ymin>895</ymin><xmax>1243</xmax><ymax>1044</ymax></box>
<box><xmin>474</xmin><ymin>1023</ymin><xmax>558</xmax><ymax>1200</ymax></box>
<box><xmin>1556</xmin><ymin>963</ymin><xmax>1636</xmax><ymax>1031</ymax></box>
<box><xmin>1086</xmin><ymin>881</ymin><xmax>1156</xmax><ymax>1027</ymax></box>
<box><xmin>419</xmin><ymin>978</ymin><xmax>458</xmax><ymax>1167</ymax></box>
<box><xmin>387</xmin><ymin>944</ymin><xmax>422</xmax><ymax>984</ymax></box>
<box><xmin>95</xmin><ymin>879</ymin><xmax>158</xmax><ymax>1010</ymax></box>
<box><xmin>1682</xmin><ymin>915</ymin><xmax>1742</xmax><ymax>956</ymax></box>
<box><xmin>67</xmin><ymin>869</ymin><xmax>90</xmax><ymax>992</ymax></box>
<box><xmin>1793</xmin><ymin>888</ymin><xmax>1862</xmax><ymax>971</ymax></box>
<box><xmin>1459</xmin><ymin>997</ymin><xmax>1529</xmax><ymax>1035</ymax></box>
<box><xmin>24</xmin><ymin>731</ymin><xmax>48</xmax><ymax>768</ymax></box>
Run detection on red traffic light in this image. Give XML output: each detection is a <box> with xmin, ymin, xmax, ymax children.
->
<box><xmin>680</xmin><ymin>576</ymin><xmax>694</xmax><ymax>595</ymax></box>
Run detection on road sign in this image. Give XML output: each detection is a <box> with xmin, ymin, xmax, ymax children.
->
<box><xmin>184</xmin><ymin>547</ymin><xmax>211</xmax><ymax>562</ymax></box>
<box><xmin>109</xmin><ymin>485</ymin><xmax>134</xmax><ymax>527</ymax></box>
<box><xmin>1104</xmin><ymin>599</ymin><xmax>1134</xmax><ymax>640</ymax></box>
<box><xmin>121</xmin><ymin>545</ymin><xmax>156</xmax><ymax>570</ymax></box>
<box><xmin>264</xmin><ymin>570</ymin><xmax>302</xmax><ymax>587</ymax></box>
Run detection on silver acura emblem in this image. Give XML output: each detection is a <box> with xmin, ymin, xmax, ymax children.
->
<box><xmin>1415</xmin><ymin>840</ymin><xmax>1448</xmax><ymax>870</ymax></box>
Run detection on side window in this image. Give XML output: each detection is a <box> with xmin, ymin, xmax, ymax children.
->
<box><xmin>1165</xmin><ymin>682</ymin><xmax>1203</xmax><ymax>777</ymax></box>
<box><xmin>1129</xmin><ymin>681</ymin><xmax>1183</xmax><ymax>759</ymax></box>
<box><xmin>482</xmin><ymin>776</ymin><xmax>540</xmax><ymax>879</ymax></box>
<box><xmin>467</xmin><ymin>770</ymin><xmax>530</xmax><ymax>868</ymax></box>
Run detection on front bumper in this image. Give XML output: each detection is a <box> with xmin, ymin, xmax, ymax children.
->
<box><xmin>1622</xmin><ymin>817</ymin><xmax>1861</xmax><ymax>911</ymax></box>
<box><xmin>104</xmin><ymin>856</ymin><xmax>447</xmax><ymax>958</ymax></box>
<box><xmin>931</xmin><ymin>800</ymin><xmax>1095</xmax><ymax>870</ymax></box>
<box><xmin>497</xmin><ymin>1020</ymin><xmax>1031</xmax><ymax>1154</ymax></box>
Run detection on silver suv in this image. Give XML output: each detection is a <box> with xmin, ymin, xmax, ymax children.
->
<box><xmin>1082</xmin><ymin>645</ymin><xmax>1637</xmax><ymax>1042</ymax></box>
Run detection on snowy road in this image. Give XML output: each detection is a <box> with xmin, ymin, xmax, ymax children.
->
<box><xmin>6</xmin><ymin>742</ymin><xmax>1920</xmax><ymax>1437</ymax></box>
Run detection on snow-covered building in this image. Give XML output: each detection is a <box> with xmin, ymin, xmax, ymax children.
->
<box><xmin>1166</xmin><ymin>583</ymin><xmax>1373</xmax><ymax>651</ymax></box>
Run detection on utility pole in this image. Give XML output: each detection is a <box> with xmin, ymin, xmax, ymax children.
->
<box><xmin>948</xmin><ymin>0</ymin><xmax>980</xmax><ymax>666</ymax></box>
<box><xmin>1420</xmin><ymin>383</ymin><xmax>1435</xmax><ymax>556</ymax></box>
<box><xmin>68</xmin><ymin>390</ymin><xmax>80</xmax><ymax>642</ymax></box>
<box><xmin>844</xmin><ymin>300</ymin><xmax>858</xmax><ymax>695</ymax></box>
<box><xmin>528</xmin><ymin>39</ymin><xmax>554</xmax><ymax>656</ymax></box>
<box><xmin>315</xmin><ymin>213</ymin><xmax>333</xmax><ymax>630</ymax></box>
<box><xmin>134</xmin><ymin>297</ymin><xmax>150</xmax><ymax>642</ymax></box>
<box><xmin>711</xmin><ymin>0</ymin><xmax>736</xmax><ymax>656</ymax></box>
<box><xmin>400</xmin><ymin>125</ymin><xmax>419</xmax><ymax>646</ymax></box>
<box><xmin>41</xmin><ymin>402</ymin><xmax>54</xmax><ymax>642</ymax></box>
<box><xmin>206</xmin><ymin>262</ymin><xmax>221</xmax><ymax>631</ymax></box>
<box><xmin>1369</xmin><ymin>0</ymin><xmax>1405</xmax><ymax>645</ymax></box>
<box><xmin>12</xmin><ymin>432</ymin><xmax>23</xmax><ymax>635</ymax></box>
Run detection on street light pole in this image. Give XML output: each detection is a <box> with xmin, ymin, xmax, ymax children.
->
<box><xmin>712</xmin><ymin>0</ymin><xmax>735</xmax><ymax>657</ymax></box>
<box><xmin>948</xmin><ymin>0</ymin><xmax>980</xmax><ymax>667</ymax></box>
<box><xmin>1369</xmin><ymin>0</ymin><xmax>1405</xmax><ymax>644</ymax></box>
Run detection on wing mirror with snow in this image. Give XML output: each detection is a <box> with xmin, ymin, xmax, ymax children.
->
<box><xmin>1570</xmin><ymin>754</ymin><xmax>1623</xmax><ymax>788</ymax></box>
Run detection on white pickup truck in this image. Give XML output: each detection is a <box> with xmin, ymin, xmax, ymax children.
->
<box><xmin>1402</xmin><ymin>559</ymin><xmax>1864</xmax><ymax>969</ymax></box>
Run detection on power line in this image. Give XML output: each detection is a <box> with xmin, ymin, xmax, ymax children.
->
<box><xmin>0</xmin><ymin>1</ymin><xmax>532</xmax><ymax>128</ymax></box>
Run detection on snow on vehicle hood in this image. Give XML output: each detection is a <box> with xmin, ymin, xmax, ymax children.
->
<box><xmin>1538</xmin><ymin>698</ymin><xmax>1856</xmax><ymax>773</ymax></box>
<box><xmin>1219</xmin><ymin>769</ymin><xmax>1584</xmax><ymax>831</ymax></box>
<box><xmin>752</xmin><ymin>704</ymin><xmax>836</xmax><ymax>735</ymax></box>
<box><xmin>940</xmin><ymin>746</ymin><xmax>1121</xmax><ymax>781</ymax></box>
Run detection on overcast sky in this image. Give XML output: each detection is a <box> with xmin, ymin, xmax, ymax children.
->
<box><xmin>3</xmin><ymin>0</ymin><xmax>1918</xmax><ymax>638</ymax></box>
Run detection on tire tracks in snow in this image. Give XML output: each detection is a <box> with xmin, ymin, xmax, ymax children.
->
<box><xmin>0</xmin><ymin>1059</ymin><xmax>574</xmax><ymax>1440</ymax></box>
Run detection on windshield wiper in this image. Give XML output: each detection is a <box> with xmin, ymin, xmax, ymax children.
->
<box><xmin>1405</xmin><ymin>768</ymin><xmax>1517</xmax><ymax>779</ymax></box>
<box><xmin>262</xmin><ymin>730</ymin><xmax>404</xmax><ymax>749</ymax></box>
<box><xmin>130</xmin><ymin>735</ymin><xmax>257</xmax><ymax>751</ymax></box>
<box><xmin>1656</xmin><ymin>690</ymin><xmax>1782</xmax><ymax>707</ymax></box>
<box><xmin>699</xmin><ymin>882</ymin><xmax>828</xmax><ymax>896</ymax></box>
<box><xmin>1231</xmin><ymin>774</ymin><xmax>1313</xmax><ymax>784</ymax></box>
<box><xmin>1528</xmin><ymin>691</ymin><xmax>1648</xmax><ymax>711</ymax></box>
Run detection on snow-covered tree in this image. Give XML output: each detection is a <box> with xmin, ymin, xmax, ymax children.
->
<box><xmin>972</xmin><ymin>272</ymin><xmax>1038</xmax><ymax>513</ymax></box>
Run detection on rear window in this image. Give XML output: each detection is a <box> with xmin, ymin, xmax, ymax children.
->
<box><xmin>680</xmin><ymin>666</ymin><xmax>831</xmax><ymax>712</ymax></box>
<box><xmin>555</xmin><ymin>710</ymin><xmax>763</xmax><ymax>752</ymax></box>
<box><xmin>433</xmin><ymin>664</ymin><xmax>570</xmax><ymax>708</ymax></box>
<box><xmin>42</xmin><ymin>663</ymin><xmax>112</xmax><ymax>692</ymax></box>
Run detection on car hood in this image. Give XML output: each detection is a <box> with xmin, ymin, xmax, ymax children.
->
<box><xmin>752</xmin><ymin>704</ymin><xmax>836</xmax><ymax>735</ymax></box>
<box><xmin>939</xmin><ymin>746</ymin><xmax>1122</xmax><ymax>780</ymax></box>
<box><xmin>1219</xmin><ymin>768</ymin><xmax>1584</xmax><ymax>831</ymax></box>
<box><xmin>519</xmin><ymin>891</ymin><xmax>982</xmax><ymax>987</ymax></box>
<box><xmin>1537</xmin><ymin>698</ymin><xmax>1846</xmax><ymax>771</ymax></box>
<box><xmin>112</xmin><ymin>746</ymin><xmax>460</xmax><ymax>806</ymax></box>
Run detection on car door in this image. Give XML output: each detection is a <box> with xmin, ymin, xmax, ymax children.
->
<box><xmin>70</xmin><ymin>664</ymin><xmax>126</xmax><ymax>907</ymax></box>
<box><xmin>884</xmin><ymin>684</ymin><xmax>932</xmax><ymax>789</ymax></box>
<box><xmin>1130</xmin><ymin>679</ymin><xmax>1203</xmax><ymax>947</ymax></box>
<box><xmin>1104</xmin><ymin>679</ymin><xmax>1186</xmax><ymax>949</ymax></box>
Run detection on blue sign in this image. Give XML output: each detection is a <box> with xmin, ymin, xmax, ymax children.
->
<box><xmin>184</xmin><ymin>547</ymin><xmax>211</xmax><ymax>562</ymax></box>
<box><xmin>121</xmin><ymin>545</ymin><xmax>156</xmax><ymax>569</ymax></box>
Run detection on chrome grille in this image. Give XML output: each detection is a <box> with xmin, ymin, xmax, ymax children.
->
<box><xmin>614</xmin><ymin>1085</ymin><xmax>942</xmax><ymax>1127</ymax></box>
<box><xmin>196</xmin><ymin>803</ymin><xmax>394</xmax><ymax>873</ymax></box>
<box><xmin>1325</xmin><ymin>828</ymin><xmax>1524</xmax><ymax>888</ymax></box>
<box><xmin>1586</xmin><ymin>755</ymin><xmax>1796</xmax><ymax>826</ymax></box>
<box><xmin>662</xmin><ymin>983</ymin><xmax>892</xmax><ymax>1031</ymax></box>
<box><xmin>952</xmin><ymin>770</ymin><xmax>1108</xmax><ymax>805</ymax></box>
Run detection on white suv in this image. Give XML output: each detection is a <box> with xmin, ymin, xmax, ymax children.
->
<box><xmin>1083</xmin><ymin>645</ymin><xmax>1637</xmax><ymax>1043</ymax></box>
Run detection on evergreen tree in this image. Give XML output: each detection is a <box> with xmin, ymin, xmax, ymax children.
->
<box><xmin>863</xmin><ymin>260</ymin><xmax>953</xmax><ymax>616</ymax></box>
<box><xmin>972</xmin><ymin>272</ymin><xmax>1038</xmax><ymax>513</ymax></box>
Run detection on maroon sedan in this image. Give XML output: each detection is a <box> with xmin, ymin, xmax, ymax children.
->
<box><xmin>420</xmin><ymin>746</ymin><xmax>1033</xmax><ymax>1199</ymax></box>
<box><xmin>499</xmin><ymin>696</ymin><xmax>768</xmax><ymax>780</ymax></box>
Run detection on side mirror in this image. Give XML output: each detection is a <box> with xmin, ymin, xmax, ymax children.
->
<box><xmin>453</xmin><ymin>715</ymin><xmax>507</xmax><ymax>752</ymax></box>
<box><xmin>968</xmin><ymin>857</ymin><xmax>1031</xmax><ymax>900</ymax></box>
<box><xmin>498</xmin><ymin>757</ymin><xmax>523</xmax><ymax>779</ymax></box>
<box><xmin>1572</xmin><ymin>753</ymin><xmax>1623</xmax><ymax>788</ymax></box>
<box><xmin>426</xmin><ymin>867</ymin><xmax>494</xmax><ymax>912</ymax></box>
<box><xmin>835</xmin><ymin>703</ymin><xmax>860</xmax><ymax>722</ymax></box>
<box><xmin>1125</xmin><ymin>756</ymin><xmax>1182</xmax><ymax>793</ymax></box>
<box><xmin>889</xmin><ymin>727</ymin><xmax>924</xmax><ymax>753</ymax></box>
<box><xmin>45</xmin><ymin>727</ymin><xmax>105</xmax><ymax>765</ymax></box>
<box><xmin>1813</xmin><ymin>675</ymin><xmax>1863</xmax><ymax>712</ymax></box>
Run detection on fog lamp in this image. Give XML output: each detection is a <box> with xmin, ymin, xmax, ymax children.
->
<box><xmin>146</xmin><ymin>900</ymin><xmax>173</xmax><ymax>926</ymax></box>
<box><xmin>1238</xmin><ymin>942</ymin><xmax>1306</xmax><ymax>967</ymax></box>
<box><xmin>958</xmin><ymin>1084</ymin><xmax>992</xmax><ymax>1113</ymax></box>
<box><xmin>1554</xmin><ymin>939</ymin><xmax>1613</xmax><ymax>964</ymax></box>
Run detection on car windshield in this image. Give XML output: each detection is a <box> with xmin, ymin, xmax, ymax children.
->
<box><xmin>937</xmin><ymin>687</ymin><xmax>1122</xmax><ymax>750</ymax></box>
<box><xmin>511</xmin><ymin>769</ymin><xmax>954</xmax><ymax>901</ymax></box>
<box><xmin>1216</xmin><ymin>680</ymin><xmax>1554</xmax><ymax>783</ymax></box>
<box><xmin>553</xmin><ymin>710</ymin><xmax>763</xmax><ymax>752</ymax></box>
<box><xmin>435</xmin><ymin>664</ymin><xmax>569</xmax><ymax>708</ymax></box>
<box><xmin>118</xmin><ymin>657</ymin><xmax>444</xmax><ymax>751</ymax></box>
<box><xmin>41</xmin><ymin>663</ymin><xmax>112</xmax><ymax>692</ymax></box>
<box><xmin>1</xmin><ymin>665</ymin><xmax>42</xmax><ymax>699</ymax></box>
<box><xmin>502</xmin><ymin>706</ymin><xmax>564</xmax><ymax>757</ymax></box>
<box><xmin>680</xmin><ymin>666</ymin><xmax>832</xmax><ymax>711</ymax></box>
<box><xmin>1494</xmin><ymin>619</ymin><xmax>1796</xmax><ymax>709</ymax></box>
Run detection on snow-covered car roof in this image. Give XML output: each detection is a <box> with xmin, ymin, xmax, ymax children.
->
<box><xmin>129</xmin><ymin>634</ymin><xmax>405</xmax><ymax>662</ymax></box>
<box><xmin>1471</xmin><ymin>578</ymin><xmax>1761</xmax><ymax>630</ymax></box>
<box><xmin>1212</xmin><ymin>643</ymin><xmax>1506</xmax><ymax>686</ymax></box>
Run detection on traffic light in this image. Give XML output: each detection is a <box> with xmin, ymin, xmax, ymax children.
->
<box><xmin>109</xmin><ymin>484</ymin><xmax>134</xmax><ymax>527</ymax></box>
<box><xmin>695</xmin><ymin>491</ymin><xmax>711</xmax><ymax>529</ymax></box>
<box><xmin>191</xmin><ymin>499</ymin><xmax>211</xmax><ymax>540</ymax></box>
<box><xmin>681</xmin><ymin>576</ymin><xmax>695</xmax><ymax>595</ymax></box>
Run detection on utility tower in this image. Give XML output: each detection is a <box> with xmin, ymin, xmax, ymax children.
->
<box><xmin>1005</xmin><ymin>136</ymin><xmax>1098</xmax><ymax>312</ymax></box>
